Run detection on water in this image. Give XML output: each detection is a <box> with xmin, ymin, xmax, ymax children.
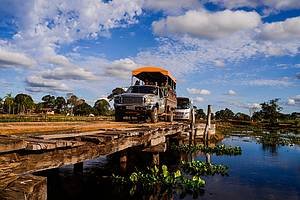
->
<box><xmin>39</xmin><ymin>130</ymin><xmax>300</xmax><ymax>200</ymax></box>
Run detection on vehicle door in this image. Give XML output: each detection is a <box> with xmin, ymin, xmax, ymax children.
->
<box><xmin>158</xmin><ymin>88</ymin><xmax>165</xmax><ymax>113</ymax></box>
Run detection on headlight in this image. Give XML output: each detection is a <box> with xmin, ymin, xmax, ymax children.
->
<box><xmin>114</xmin><ymin>96</ymin><xmax>122</xmax><ymax>103</ymax></box>
<box><xmin>145</xmin><ymin>98</ymin><xmax>155</xmax><ymax>104</ymax></box>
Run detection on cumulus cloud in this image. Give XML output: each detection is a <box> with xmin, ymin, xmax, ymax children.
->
<box><xmin>187</xmin><ymin>88</ymin><xmax>211</xmax><ymax>95</ymax></box>
<box><xmin>206</xmin><ymin>0</ymin><xmax>300</xmax><ymax>11</ymax></box>
<box><xmin>193</xmin><ymin>97</ymin><xmax>205</xmax><ymax>103</ymax></box>
<box><xmin>0</xmin><ymin>48</ymin><xmax>36</xmax><ymax>68</ymax></box>
<box><xmin>226</xmin><ymin>90</ymin><xmax>237</xmax><ymax>96</ymax></box>
<box><xmin>104</xmin><ymin>58</ymin><xmax>139</xmax><ymax>79</ymax></box>
<box><xmin>248</xmin><ymin>78</ymin><xmax>292</xmax><ymax>87</ymax></box>
<box><xmin>41</xmin><ymin>67</ymin><xmax>96</xmax><ymax>80</ymax></box>
<box><xmin>259</xmin><ymin>16</ymin><xmax>300</xmax><ymax>41</ymax></box>
<box><xmin>26</xmin><ymin>75</ymin><xmax>70</xmax><ymax>91</ymax></box>
<box><xmin>143</xmin><ymin>0</ymin><xmax>201</xmax><ymax>14</ymax></box>
<box><xmin>287</xmin><ymin>95</ymin><xmax>300</xmax><ymax>106</ymax></box>
<box><xmin>296</xmin><ymin>73</ymin><xmax>300</xmax><ymax>79</ymax></box>
<box><xmin>152</xmin><ymin>10</ymin><xmax>261</xmax><ymax>39</ymax></box>
<box><xmin>214</xmin><ymin>60</ymin><xmax>225</xmax><ymax>67</ymax></box>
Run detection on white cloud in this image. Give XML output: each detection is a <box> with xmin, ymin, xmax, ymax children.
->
<box><xmin>187</xmin><ymin>88</ymin><xmax>211</xmax><ymax>95</ymax></box>
<box><xmin>143</xmin><ymin>0</ymin><xmax>201</xmax><ymax>14</ymax></box>
<box><xmin>206</xmin><ymin>0</ymin><xmax>300</xmax><ymax>11</ymax></box>
<box><xmin>193</xmin><ymin>97</ymin><xmax>205</xmax><ymax>103</ymax></box>
<box><xmin>248</xmin><ymin>78</ymin><xmax>292</xmax><ymax>87</ymax></box>
<box><xmin>259</xmin><ymin>16</ymin><xmax>300</xmax><ymax>41</ymax></box>
<box><xmin>41</xmin><ymin>67</ymin><xmax>97</xmax><ymax>80</ymax></box>
<box><xmin>288</xmin><ymin>98</ymin><xmax>296</xmax><ymax>105</ymax></box>
<box><xmin>104</xmin><ymin>58</ymin><xmax>139</xmax><ymax>79</ymax></box>
<box><xmin>152</xmin><ymin>10</ymin><xmax>261</xmax><ymax>39</ymax></box>
<box><xmin>26</xmin><ymin>75</ymin><xmax>70</xmax><ymax>91</ymax></box>
<box><xmin>226</xmin><ymin>90</ymin><xmax>237</xmax><ymax>96</ymax></box>
<box><xmin>214</xmin><ymin>60</ymin><xmax>225</xmax><ymax>67</ymax></box>
<box><xmin>0</xmin><ymin>48</ymin><xmax>36</xmax><ymax>68</ymax></box>
<box><xmin>287</xmin><ymin>95</ymin><xmax>300</xmax><ymax>106</ymax></box>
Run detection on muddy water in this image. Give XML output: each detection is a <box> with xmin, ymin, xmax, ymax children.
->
<box><xmin>38</xmin><ymin>129</ymin><xmax>300</xmax><ymax>200</ymax></box>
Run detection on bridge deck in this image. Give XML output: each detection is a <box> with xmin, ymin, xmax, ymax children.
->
<box><xmin>0</xmin><ymin>121</ymin><xmax>191</xmax><ymax>199</ymax></box>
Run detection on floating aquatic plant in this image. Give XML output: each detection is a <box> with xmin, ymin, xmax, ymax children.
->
<box><xmin>171</xmin><ymin>144</ymin><xmax>242</xmax><ymax>155</ymax></box>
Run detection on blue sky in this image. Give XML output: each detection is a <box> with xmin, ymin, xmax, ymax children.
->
<box><xmin>0</xmin><ymin>0</ymin><xmax>300</xmax><ymax>114</ymax></box>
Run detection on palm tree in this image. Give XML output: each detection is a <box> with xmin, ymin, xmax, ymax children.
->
<box><xmin>4</xmin><ymin>93</ymin><xmax>14</xmax><ymax>114</ymax></box>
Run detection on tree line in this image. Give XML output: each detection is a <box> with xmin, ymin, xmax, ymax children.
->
<box><xmin>194</xmin><ymin>99</ymin><xmax>299</xmax><ymax>124</ymax></box>
<box><xmin>0</xmin><ymin>93</ymin><xmax>111</xmax><ymax>116</ymax></box>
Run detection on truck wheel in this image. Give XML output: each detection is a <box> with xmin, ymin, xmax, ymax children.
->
<box><xmin>167</xmin><ymin>110</ymin><xmax>173</xmax><ymax>122</ymax></box>
<box><xmin>150</xmin><ymin>107</ymin><xmax>158</xmax><ymax>123</ymax></box>
<box><xmin>115</xmin><ymin>111</ymin><xmax>123</xmax><ymax>122</ymax></box>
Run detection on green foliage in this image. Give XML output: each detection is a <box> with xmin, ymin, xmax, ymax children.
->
<box><xmin>260</xmin><ymin>98</ymin><xmax>282</xmax><ymax>124</ymax></box>
<box><xmin>215</xmin><ymin>108</ymin><xmax>235</xmax><ymax>120</ymax></box>
<box><xmin>195</xmin><ymin>108</ymin><xmax>206</xmax><ymax>120</ymax></box>
<box><xmin>94</xmin><ymin>99</ymin><xmax>110</xmax><ymax>115</ymax></box>
<box><xmin>180</xmin><ymin>160</ymin><xmax>228</xmax><ymax>176</ymax></box>
<box><xmin>107</xmin><ymin>87</ymin><xmax>125</xmax><ymax>101</ymax></box>
<box><xmin>113</xmin><ymin>165</ymin><xmax>205</xmax><ymax>196</ymax></box>
<box><xmin>14</xmin><ymin>93</ymin><xmax>34</xmax><ymax>113</ymax></box>
<box><xmin>42</xmin><ymin>95</ymin><xmax>56</xmax><ymax>109</ymax></box>
<box><xmin>171</xmin><ymin>144</ymin><xmax>242</xmax><ymax>156</ymax></box>
<box><xmin>73</xmin><ymin>102</ymin><xmax>94</xmax><ymax>116</ymax></box>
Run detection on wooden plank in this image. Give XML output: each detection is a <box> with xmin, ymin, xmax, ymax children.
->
<box><xmin>0</xmin><ymin>175</ymin><xmax>47</xmax><ymax>200</ymax></box>
<box><xmin>24</xmin><ymin>139</ymin><xmax>85</xmax><ymax>151</ymax></box>
<box><xmin>143</xmin><ymin>143</ymin><xmax>167</xmax><ymax>153</ymax></box>
<box><xmin>150</xmin><ymin>136</ymin><xmax>166</xmax><ymax>146</ymax></box>
<box><xmin>0</xmin><ymin>136</ymin><xmax>26</xmax><ymax>153</ymax></box>
<box><xmin>34</xmin><ymin>130</ymin><xmax>106</xmax><ymax>140</ymax></box>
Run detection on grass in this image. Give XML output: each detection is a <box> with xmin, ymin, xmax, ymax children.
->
<box><xmin>0</xmin><ymin>114</ymin><xmax>113</xmax><ymax>123</ymax></box>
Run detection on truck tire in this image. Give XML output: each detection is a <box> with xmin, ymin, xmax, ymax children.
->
<box><xmin>115</xmin><ymin>110</ymin><xmax>123</xmax><ymax>122</ymax></box>
<box><xmin>150</xmin><ymin>107</ymin><xmax>158</xmax><ymax>123</ymax></box>
<box><xmin>167</xmin><ymin>110</ymin><xmax>173</xmax><ymax>122</ymax></box>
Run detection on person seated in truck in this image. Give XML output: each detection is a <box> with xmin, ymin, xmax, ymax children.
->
<box><xmin>135</xmin><ymin>80</ymin><xmax>140</xmax><ymax>85</ymax></box>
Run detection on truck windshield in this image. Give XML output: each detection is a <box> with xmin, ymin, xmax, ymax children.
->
<box><xmin>127</xmin><ymin>86</ymin><xmax>158</xmax><ymax>94</ymax></box>
<box><xmin>177</xmin><ymin>98</ymin><xmax>191</xmax><ymax>109</ymax></box>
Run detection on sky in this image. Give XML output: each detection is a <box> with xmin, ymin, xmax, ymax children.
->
<box><xmin>0</xmin><ymin>0</ymin><xmax>300</xmax><ymax>115</ymax></box>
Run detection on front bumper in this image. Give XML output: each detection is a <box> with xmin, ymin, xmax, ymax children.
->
<box><xmin>114</xmin><ymin>104</ymin><xmax>155</xmax><ymax>116</ymax></box>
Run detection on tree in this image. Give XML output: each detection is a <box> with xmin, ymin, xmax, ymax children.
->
<box><xmin>195</xmin><ymin>108</ymin><xmax>206</xmax><ymax>119</ymax></box>
<box><xmin>260</xmin><ymin>98</ymin><xmax>282</xmax><ymax>124</ymax></box>
<box><xmin>42</xmin><ymin>95</ymin><xmax>55</xmax><ymax>109</ymax></box>
<box><xmin>54</xmin><ymin>96</ymin><xmax>66</xmax><ymax>114</ymax></box>
<box><xmin>4</xmin><ymin>93</ymin><xmax>14</xmax><ymax>114</ymax></box>
<box><xmin>15</xmin><ymin>93</ymin><xmax>34</xmax><ymax>114</ymax></box>
<box><xmin>0</xmin><ymin>97</ymin><xmax>3</xmax><ymax>109</ymax></box>
<box><xmin>66</xmin><ymin>94</ymin><xmax>78</xmax><ymax>115</ymax></box>
<box><xmin>73</xmin><ymin>102</ymin><xmax>94</xmax><ymax>116</ymax></box>
<box><xmin>234</xmin><ymin>112</ymin><xmax>251</xmax><ymax>121</ymax></box>
<box><xmin>215</xmin><ymin>108</ymin><xmax>235</xmax><ymax>120</ymax></box>
<box><xmin>107</xmin><ymin>87</ymin><xmax>125</xmax><ymax>101</ymax></box>
<box><xmin>94</xmin><ymin>99</ymin><xmax>110</xmax><ymax>115</ymax></box>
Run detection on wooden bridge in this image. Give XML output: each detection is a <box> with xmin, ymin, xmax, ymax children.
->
<box><xmin>0</xmin><ymin>120</ymin><xmax>215</xmax><ymax>200</ymax></box>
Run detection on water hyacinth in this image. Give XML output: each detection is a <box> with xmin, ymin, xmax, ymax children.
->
<box><xmin>171</xmin><ymin>144</ymin><xmax>242</xmax><ymax>155</ymax></box>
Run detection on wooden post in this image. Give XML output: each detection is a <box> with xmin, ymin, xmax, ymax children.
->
<box><xmin>120</xmin><ymin>151</ymin><xmax>128</xmax><ymax>173</ymax></box>
<box><xmin>189</xmin><ymin>108</ymin><xmax>196</xmax><ymax>145</ymax></box>
<box><xmin>203</xmin><ymin>105</ymin><xmax>212</xmax><ymax>146</ymax></box>
<box><xmin>74</xmin><ymin>162</ymin><xmax>83</xmax><ymax>174</ymax></box>
<box><xmin>152</xmin><ymin>153</ymin><xmax>160</xmax><ymax>166</ymax></box>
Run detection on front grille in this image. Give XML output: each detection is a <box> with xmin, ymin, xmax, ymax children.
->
<box><xmin>122</xmin><ymin>96</ymin><xmax>143</xmax><ymax>104</ymax></box>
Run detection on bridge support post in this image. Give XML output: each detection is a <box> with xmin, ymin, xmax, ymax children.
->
<box><xmin>203</xmin><ymin>105</ymin><xmax>212</xmax><ymax>146</ymax></box>
<box><xmin>74</xmin><ymin>162</ymin><xmax>83</xmax><ymax>174</ymax></box>
<box><xmin>152</xmin><ymin>153</ymin><xmax>160</xmax><ymax>166</ymax></box>
<box><xmin>120</xmin><ymin>151</ymin><xmax>128</xmax><ymax>173</ymax></box>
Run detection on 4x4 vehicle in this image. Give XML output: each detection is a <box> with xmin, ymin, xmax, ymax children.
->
<box><xmin>114</xmin><ymin>67</ymin><xmax>177</xmax><ymax>123</ymax></box>
<box><xmin>174</xmin><ymin>97</ymin><xmax>194</xmax><ymax>121</ymax></box>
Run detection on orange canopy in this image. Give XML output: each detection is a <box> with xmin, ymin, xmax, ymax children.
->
<box><xmin>132</xmin><ymin>66</ymin><xmax>176</xmax><ymax>83</ymax></box>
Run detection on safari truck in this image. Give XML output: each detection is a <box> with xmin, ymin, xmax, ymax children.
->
<box><xmin>113</xmin><ymin>67</ymin><xmax>177</xmax><ymax>123</ymax></box>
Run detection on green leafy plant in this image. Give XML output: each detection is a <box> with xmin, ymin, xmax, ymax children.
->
<box><xmin>180</xmin><ymin>160</ymin><xmax>228</xmax><ymax>176</ymax></box>
<box><xmin>171</xmin><ymin>144</ymin><xmax>242</xmax><ymax>155</ymax></box>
